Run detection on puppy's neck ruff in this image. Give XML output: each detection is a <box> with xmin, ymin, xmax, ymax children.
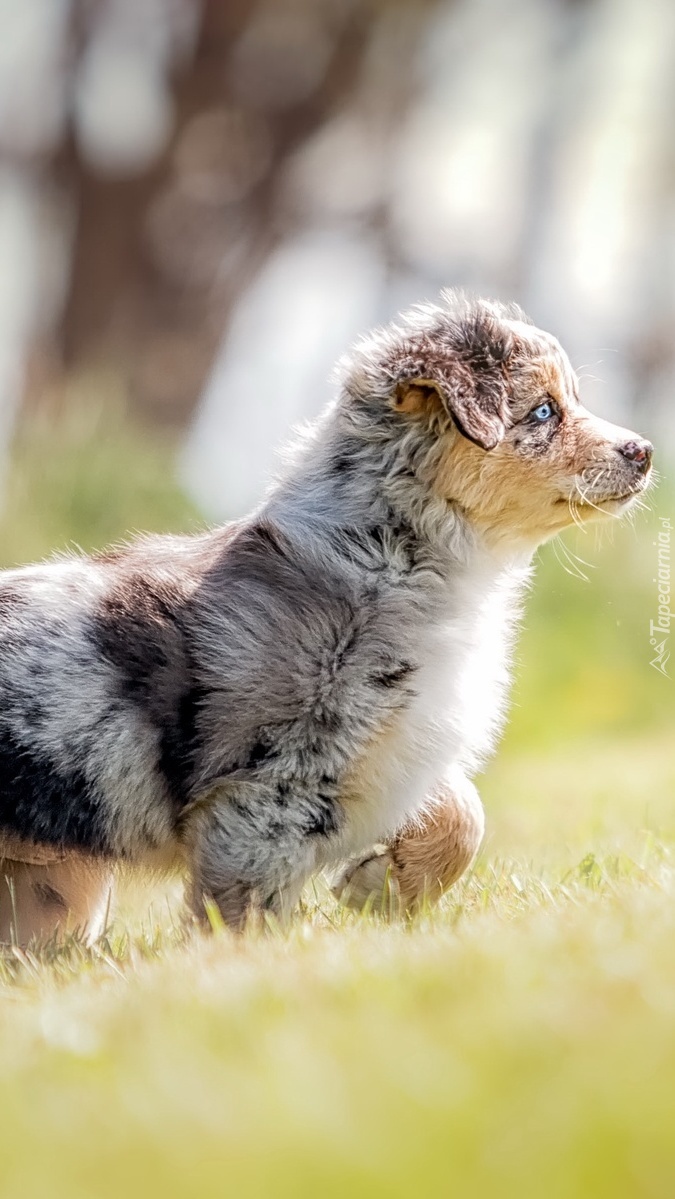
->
<box><xmin>271</xmin><ymin>394</ymin><xmax>533</xmax><ymax>587</ymax></box>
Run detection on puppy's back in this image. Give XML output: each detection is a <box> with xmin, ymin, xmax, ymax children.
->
<box><xmin>0</xmin><ymin>538</ymin><xmax>214</xmax><ymax>858</ymax></box>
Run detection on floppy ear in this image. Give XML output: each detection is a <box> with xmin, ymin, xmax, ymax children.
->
<box><xmin>393</xmin><ymin>308</ymin><xmax>513</xmax><ymax>452</ymax></box>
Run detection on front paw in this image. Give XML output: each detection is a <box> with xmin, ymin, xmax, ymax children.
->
<box><xmin>331</xmin><ymin>845</ymin><xmax>400</xmax><ymax>912</ymax></box>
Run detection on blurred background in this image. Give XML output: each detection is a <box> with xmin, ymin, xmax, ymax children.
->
<box><xmin>1</xmin><ymin>11</ymin><xmax>673</xmax><ymax>1190</ymax></box>
<box><xmin>0</xmin><ymin>0</ymin><xmax>672</xmax><ymax>746</ymax></box>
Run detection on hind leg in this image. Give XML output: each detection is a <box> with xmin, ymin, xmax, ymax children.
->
<box><xmin>0</xmin><ymin>855</ymin><xmax>114</xmax><ymax>946</ymax></box>
<box><xmin>333</xmin><ymin>772</ymin><xmax>485</xmax><ymax>911</ymax></box>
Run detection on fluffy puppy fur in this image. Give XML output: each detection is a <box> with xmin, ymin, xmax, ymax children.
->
<box><xmin>0</xmin><ymin>291</ymin><xmax>653</xmax><ymax>941</ymax></box>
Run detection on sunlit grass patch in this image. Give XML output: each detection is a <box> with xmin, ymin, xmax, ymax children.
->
<box><xmin>0</xmin><ymin>394</ymin><xmax>201</xmax><ymax>567</ymax></box>
<box><xmin>0</xmin><ymin>832</ymin><xmax>673</xmax><ymax>1199</ymax></box>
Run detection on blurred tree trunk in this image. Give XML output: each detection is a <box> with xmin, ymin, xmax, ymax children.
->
<box><xmin>49</xmin><ymin>0</ymin><xmax>388</xmax><ymax>429</ymax></box>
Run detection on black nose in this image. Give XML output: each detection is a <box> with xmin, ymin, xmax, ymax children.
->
<box><xmin>618</xmin><ymin>438</ymin><xmax>653</xmax><ymax>473</ymax></box>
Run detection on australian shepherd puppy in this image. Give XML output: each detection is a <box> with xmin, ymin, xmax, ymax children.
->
<box><xmin>0</xmin><ymin>292</ymin><xmax>652</xmax><ymax>942</ymax></box>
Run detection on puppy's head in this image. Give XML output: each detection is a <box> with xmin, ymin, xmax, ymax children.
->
<box><xmin>341</xmin><ymin>292</ymin><xmax>653</xmax><ymax>550</ymax></box>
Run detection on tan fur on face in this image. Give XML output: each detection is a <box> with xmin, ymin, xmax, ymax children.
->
<box><xmin>435</xmin><ymin>430</ymin><xmax>565</xmax><ymax>548</ymax></box>
<box><xmin>393</xmin><ymin>381</ymin><xmax>443</xmax><ymax>417</ymax></box>
<box><xmin>396</xmin><ymin>325</ymin><xmax>651</xmax><ymax>552</ymax></box>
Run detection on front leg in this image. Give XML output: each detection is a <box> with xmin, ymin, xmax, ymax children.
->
<box><xmin>183</xmin><ymin>779</ymin><xmax>338</xmax><ymax>932</ymax></box>
<box><xmin>333</xmin><ymin>772</ymin><xmax>484</xmax><ymax>912</ymax></box>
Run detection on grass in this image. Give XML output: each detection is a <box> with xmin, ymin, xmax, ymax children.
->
<box><xmin>0</xmin><ymin>406</ymin><xmax>673</xmax><ymax>1198</ymax></box>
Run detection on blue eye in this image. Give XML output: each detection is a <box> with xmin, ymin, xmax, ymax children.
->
<box><xmin>531</xmin><ymin>401</ymin><xmax>554</xmax><ymax>422</ymax></box>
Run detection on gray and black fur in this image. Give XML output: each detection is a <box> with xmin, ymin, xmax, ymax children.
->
<box><xmin>2</xmin><ymin>290</ymin><xmax>642</xmax><ymax>929</ymax></box>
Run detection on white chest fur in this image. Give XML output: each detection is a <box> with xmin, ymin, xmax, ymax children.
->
<box><xmin>338</xmin><ymin>557</ymin><xmax>530</xmax><ymax>854</ymax></box>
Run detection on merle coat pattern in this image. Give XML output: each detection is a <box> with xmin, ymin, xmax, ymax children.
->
<box><xmin>0</xmin><ymin>292</ymin><xmax>653</xmax><ymax>934</ymax></box>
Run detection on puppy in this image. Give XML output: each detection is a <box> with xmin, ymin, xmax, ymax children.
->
<box><xmin>0</xmin><ymin>292</ymin><xmax>652</xmax><ymax>941</ymax></box>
